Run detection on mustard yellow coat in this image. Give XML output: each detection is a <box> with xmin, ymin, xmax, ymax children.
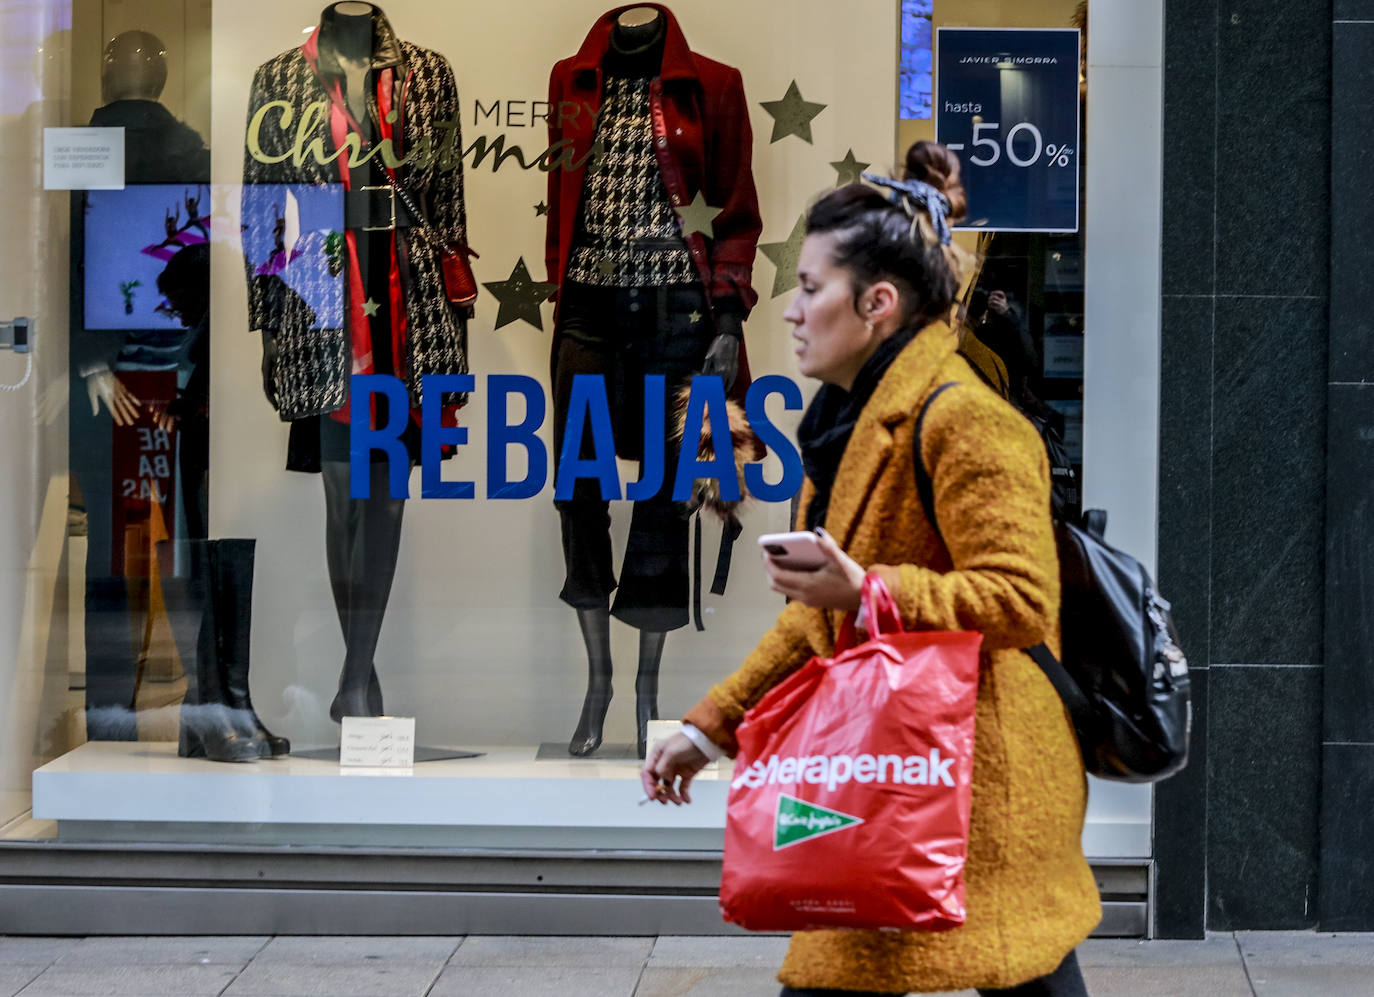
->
<box><xmin>684</xmin><ymin>323</ymin><xmax>1101</xmax><ymax>993</ymax></box>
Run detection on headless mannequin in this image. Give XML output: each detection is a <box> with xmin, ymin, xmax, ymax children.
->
<box><xmin>314</xmin><ymin>1</ymin><xmax>398</xmax><ymax>722</ymax></box>
<box><xmin>330</xmin><ymin>1</ymin><xmax>373</xmax><ymax>120</ymax></box>
<box><xmin>567</xmin><ymin>7</ymin><xmax>739</xmax><ymax>759</ymax></box>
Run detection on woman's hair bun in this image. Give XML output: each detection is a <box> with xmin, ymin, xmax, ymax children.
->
<box><xmin>904</xmin><ymin>140</ymin><xmax>968</xmax><ymax>223</ymax></box>
<box><xmin>804</xmin><ymin>182</ymin><xmax>962</xmax><ymax>328</ymax></box>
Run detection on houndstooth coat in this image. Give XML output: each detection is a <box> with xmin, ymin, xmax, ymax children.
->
<box><xmin>241</xmin><ymin>8</ymin><xmax>468</xmax><ymax>422</ymax></box>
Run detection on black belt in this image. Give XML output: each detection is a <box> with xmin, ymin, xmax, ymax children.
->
<box><xmin>693</xmin><ymin>511</ymin><xmax>743</xmax><ymax>631</ymax></box>
<box><xmin>630</xmin><ymin>236</ymin><xmax>690</xmax><ymax>253</ymax></box>
<box><xmin>344</xmin><ymin>185</ymin><xmax>418</xmax><ymax>231</ymax></box>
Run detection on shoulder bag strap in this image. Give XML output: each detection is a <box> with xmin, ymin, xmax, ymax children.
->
<box><xmin>913</xmin><ymin>381</ymin><xmax>959</xmax><ymax>545</ymax></box>
<box><xmin>913</xmin><ymin>382</ymin><xmax>1094</xmax><ymax>736</ymax></box>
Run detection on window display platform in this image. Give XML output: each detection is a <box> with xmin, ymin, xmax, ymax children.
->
<box><xmin>33</xmin><ymin>741</ymin><xmax>733</xmax><ymax>849</ymax></box>
<box><xmin>33</xmin><ymin>741</ymin><xmax>1150</xmax><ymax>855</ymax></box>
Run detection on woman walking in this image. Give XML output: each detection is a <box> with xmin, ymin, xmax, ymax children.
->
<box><xmin>642</xmin><ymin>152</ymin><xmax>1099</xmax><ymax>995</ymax></box>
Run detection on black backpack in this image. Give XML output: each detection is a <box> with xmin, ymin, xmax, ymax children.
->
<box><xmin>914</xmin><ymin>383</ymin><xmax>1191</xmax><ymax>783</ymax></box>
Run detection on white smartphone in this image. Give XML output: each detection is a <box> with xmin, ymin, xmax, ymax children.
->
<box><xmin>758</xmin><ymin>531</ymin><xmax>827</xmax><ymax>571</ymax></box>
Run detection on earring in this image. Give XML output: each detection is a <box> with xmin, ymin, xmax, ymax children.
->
<box><xmin>865</xmin><ymin>319</ymin><xmax>875</xmax><ymax>333</ymax></box>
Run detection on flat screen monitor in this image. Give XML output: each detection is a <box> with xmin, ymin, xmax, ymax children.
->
<box><xmin>84</xmin><ymin>183</ymin><xmax>344</xmax><ymax>332</ymax></box>
<box><xmin>84</xmin><ymin>183</ymin><xmax>213</xmax><ymax>331</ymax></box>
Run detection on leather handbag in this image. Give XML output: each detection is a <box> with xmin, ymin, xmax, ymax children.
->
<box><xmin>438</xmin><ymin>243</ymin><xmax>480</xmax><ymax>307</ymax></box>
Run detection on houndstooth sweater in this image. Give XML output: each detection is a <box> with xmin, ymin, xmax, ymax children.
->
<box><xmin>242</xmin><ymin>10</ymin><xmax>468</xmax><ymax>421</ymax></box>
<box><xmin>566</xmin><ymin>73</ymin><xmax>694</xmax><ymax>287</ymax></box>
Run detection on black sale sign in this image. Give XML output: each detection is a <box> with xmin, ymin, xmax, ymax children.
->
<box><xmin>936</xmin><ymin>28</ymin><xmax>1081</xmax><ymax>233</ymax></box>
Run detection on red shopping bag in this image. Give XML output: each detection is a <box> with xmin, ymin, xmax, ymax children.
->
<box><xmin>719</xmin><ymin>574</ymin><xmax>982</xmax><ymax>932</ymax></box>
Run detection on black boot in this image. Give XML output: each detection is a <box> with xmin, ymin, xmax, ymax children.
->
<box><xmin>569</xmin><ymin>606</ymin><xmax>614</xmax><ymax>756</ymax></box>
<box><xmin>179</xmin><ymin>540</ymin><xmax>263</xmax><ymax>763</ymax></box>
<box><xmin>211</xmin><ymin>539</ymin><xmax>289</xmax><ymax>756</ymax></box>
<box><xmin>636</xmin><ymin>630</ymin><xmax>666</xmax><ymax>759</ymax></box>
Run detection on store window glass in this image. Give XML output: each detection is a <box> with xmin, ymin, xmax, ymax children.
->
<box><xmin>902</xmin><ymin>0</ymin><xmax>1088</xmax><ymax>513</ymax></box>
<box><xmin>0</xmin><ymin>0</ymin><xmax>1093</xmax><ymax>850</ymax></box>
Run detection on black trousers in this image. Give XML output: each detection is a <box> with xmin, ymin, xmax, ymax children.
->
<box><xmin>778</xmin><ymin>950</ymin><xmax>1088</xmax><ymax>997</ymax></box>
<box><xmin>551</xmin><ymin>281</ymin><xmax>713</xmax><ymax>633</ymax></box>
<box><xmin>76</xmin><ymin>382</ymin><xmax>211</xmax><ymax>739</ymax></box>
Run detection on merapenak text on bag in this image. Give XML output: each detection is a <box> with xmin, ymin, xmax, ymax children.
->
<box><xmin>730</xmin><ymin>749</ymin><xmax>957</xmax><ymax>793</ymax></box>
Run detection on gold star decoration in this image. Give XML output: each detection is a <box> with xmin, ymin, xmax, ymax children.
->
<box><xmin>830</xmin><ymin>149</ymin><xmax>870</xmax><ymax>186</ymax></box>
<box><xmin>689</xmin><ymin>311</ymin><xmax>703</xmax><ymax>325</ymax></box>
<box><xmin>362</xmin><ymin>297</ymin><xmax>381</xmax><ymax>318</ymax></box>
<box><xmin>759</xmin><ymin>81</ymin><xmax>827</xmax><ymax>144</ymax></box>
<box><xmin>759</xmin><ymin>213</ymin><xmax>808</xmax><ymax>298</ymax></box>
<box><xmin>595</xmin><ymin>257</ymin><xmax>616</xmax><ymax>278</ymax></box>
<box><xmin>534</xmin><ymin>201</ymin><xmax>549</xmax><ymax>217</ymax></box>
<box><xmin>482</xmin><ymin>258</ymin><xmax>559</xmax><ymax>331</ymax></box>
<box><xmin>674</xmin><ymin>191</ymin><xmax>723</xmax><ymax>239</ymax></box>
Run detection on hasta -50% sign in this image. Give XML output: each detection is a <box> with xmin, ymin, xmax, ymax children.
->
<box><xmin>935</xmin><ymin>28</ymin><xmax>1081</xmax><ymax>233</ymax></box>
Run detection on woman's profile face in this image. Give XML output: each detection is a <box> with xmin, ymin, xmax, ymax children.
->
<box><xmin>784</xmin><ymin>232</ymin><xmax>880</xmax><ymax>389</ymax></box>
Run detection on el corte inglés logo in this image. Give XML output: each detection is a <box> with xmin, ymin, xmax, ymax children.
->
<box><xmin>773</xmin><ymin>794</ymin><xmax>863</xmax><ymax>850</ymax></box>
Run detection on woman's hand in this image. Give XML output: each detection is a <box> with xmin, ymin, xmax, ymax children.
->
<box><xmin>764</xmin><ymin>527</ymin><xmax>865</xmax><ymax>612</ymax></box>
<box><xmin>641</xmin><ymin>732</ymin><xmax>710</xmax><ymax>806</ymax></box>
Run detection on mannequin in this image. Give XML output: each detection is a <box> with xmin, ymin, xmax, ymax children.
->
<box><xmin>316</xmin><ymin>1</ymin><xmax>399</xmax><ymax>723</ymax></box>
<box><xmin>243</xmin><ymin>2</ymin><xmax>470</xmax><ymax>723</ymax></box>
<box><xmin>546</xmin><ymin>5</ymin><xmax>761</xmax><ymax>757</ymax></box>
<box><xmin>73</xmin><ymin>30</ymin><xmax>211</xmax><ymax>740</ymax></box>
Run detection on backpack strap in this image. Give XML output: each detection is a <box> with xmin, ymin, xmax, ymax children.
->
<box><xmin>913</xmin><ymin>381</ymin><xmax>959</xmax><ymax>544</ymax></box>
<box><xmin>1027</xmin><ymin>643</ymin><xmax>1096</xmax><ymax>740</ymax></box>
<box><xmin>1082</xmin><ymin>508</ymin><xmax>1108</xmax><ymax>540</ymax></box>
<box><xmin>914</xmin><ymin>381</ymin><xmax>1097</xmax><ymax>746</ymax></box>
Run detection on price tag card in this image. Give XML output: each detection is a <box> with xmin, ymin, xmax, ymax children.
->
<box><xmin>340</xmin><ymin>716</ymin><xmax>416</xmax><ymax>768</ymax></box>
<box><xmin>935</xmin><ymin>28</ymin><xmax>1081</xmax><ymax>232</ymax></box>
<box><xmin>44</xmin><ymin>127</ymin><xmax>125</xmax><ymax>190</ymax></box>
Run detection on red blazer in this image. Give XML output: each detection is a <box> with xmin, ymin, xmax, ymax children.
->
<box><xmin>546</xmin><ymin>3</ymin><xmax>763</xmax><ymax>322</ymax></box>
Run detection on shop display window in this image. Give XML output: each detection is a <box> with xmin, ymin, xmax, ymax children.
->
<box><xmin>0</xmin><ymin>0</ymin><xmax>1111</xmax><ymax>853</ymax></box>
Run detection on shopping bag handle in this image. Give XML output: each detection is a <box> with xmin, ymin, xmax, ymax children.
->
<box><xmin>835</xmin><ymin>573</ymin><xmax>904</xmax><ymax>652</ymax></box>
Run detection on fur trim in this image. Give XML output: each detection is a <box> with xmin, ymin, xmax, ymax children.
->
<box><xmin>670</xmin><ymin>385</ymin><xmax>757</xmax><ymax>520</ymax></box>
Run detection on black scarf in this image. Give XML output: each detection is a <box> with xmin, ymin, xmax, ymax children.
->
<box><xmin>799</xmin><ymin>327</ymin><xmax>918</xmax><ymax>532</ymax></box>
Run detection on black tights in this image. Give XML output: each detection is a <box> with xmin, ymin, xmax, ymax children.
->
<box><xmin>320</xmin><ymin>459</ymin><xmax>407</xmax><ymax>721</ymax></box>
<box><xmin>779</xmin><ymin>950</ymin><xmax>1088</xmax><ymax>997</ymax></box>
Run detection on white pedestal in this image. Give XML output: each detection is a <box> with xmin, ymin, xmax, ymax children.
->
<box><xmin>33</xmin><ymin>741</ymin><xmax>733</xmax><ymax>849</ymax></box>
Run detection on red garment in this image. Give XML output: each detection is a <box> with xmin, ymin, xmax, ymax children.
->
<box><xmin>300</xmin><ymin>28</ymin><xmax>398</xmax><ymax>428</ymax></box>
<box><xmin>545</xmin><ymin>3</ymin><xmax>763</xmax><ymax>321</ymax></box>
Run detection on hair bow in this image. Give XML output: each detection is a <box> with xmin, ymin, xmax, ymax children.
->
<box><xmin>861</xmin><ymin>172</ymin><xmax>953</xmax><ymax>246</ymax></box>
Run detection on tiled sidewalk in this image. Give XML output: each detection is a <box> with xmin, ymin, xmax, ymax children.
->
<box><xmin>0</xmin><ymin>931</ymin><xmax>1370</xmax><ymax>996</ymax></box>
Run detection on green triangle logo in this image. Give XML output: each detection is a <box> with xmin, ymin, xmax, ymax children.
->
<box><xmin>773</xmin><ymin>793</ymin><xmax>864</xmax><ymax>850</ymax></box>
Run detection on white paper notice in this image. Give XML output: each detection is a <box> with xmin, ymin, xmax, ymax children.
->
<box><xmin>43</xmin><ymin>127</ymin><xmax>125</xmax><ymax>190</ymax></box>
<box><xmin>340</xmin><ymin>716</ymin><xmax>416</xmax><ymax>768</ymax></box>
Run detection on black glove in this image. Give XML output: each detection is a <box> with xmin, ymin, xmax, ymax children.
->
<box><xmin>259</xmin><ymin>329</ymin><xmax>279</xmax><ymax>409</ymax></box>
<box><xmin>701</xmin><ymin>313</ymin><xmax>743</xmax><ymax>392</ymax></box>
